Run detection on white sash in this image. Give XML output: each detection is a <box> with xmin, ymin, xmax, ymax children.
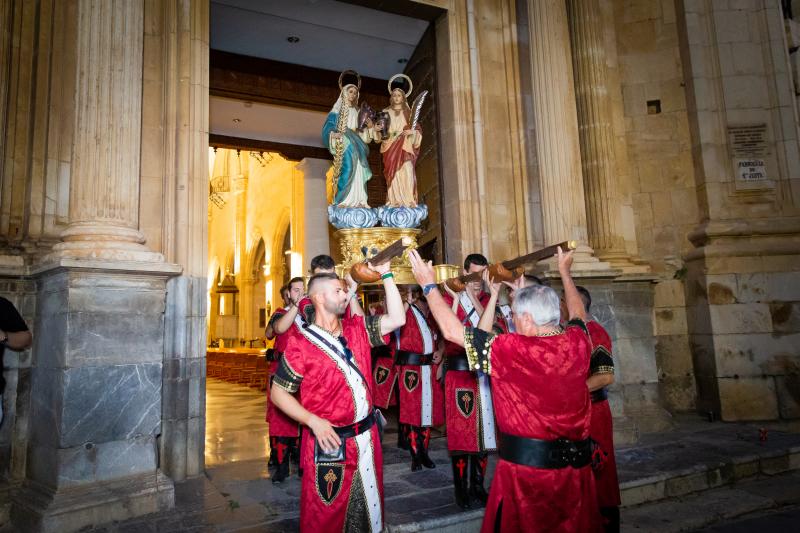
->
<box><xmin>458</xmin><ymin>294</ymin><xmax>496</xmax><ymax>449</ymax></box>
<box><xmin>458</xmin><ymin>292</ymin><xmax>480</xmax><ymax>327</ymax></box>
<box><xmin>297</xmin><ymin>324</ymin><xmax>381</xmax><ymax>531</ymax></box>
<box><xmin>410</xmin><ymin>305</ymin><xmax>434</xmax><ymax>354</ymax></box>
<box><xmin>499</xmin><ymin>304</ymin><xmax>515</xmax><ymax>333</ymax></box>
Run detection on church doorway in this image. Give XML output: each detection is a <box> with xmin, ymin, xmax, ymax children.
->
<box><xmin>201</xmin><ymin>0</ymin><xmax>446</xmax><ymax>473</ymax></box>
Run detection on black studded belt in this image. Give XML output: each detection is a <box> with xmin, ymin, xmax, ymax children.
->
<box><xmin>332</xmin><ymin>411</ymin><xmax>376</xmax><ymax>439</ymax></box>
<box><xmin>446</xmin><ymin>355</ymin><xmax>471</xmax><ymax>372</ymax></box>
<box><xmin>498</xmin><ymin>431</ymin><xmax>592</xmax><ymax>469</ymax></box>
<box><xmin>395</xmin><ymin>351</ymin><xmax>433</xmax><ymax>366</ymax></box>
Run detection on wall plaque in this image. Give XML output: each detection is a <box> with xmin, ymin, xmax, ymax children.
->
<box><xmin>727</xmin><ymin>124</ymin><xmax>773</xmax><ymax>189</ymax></box>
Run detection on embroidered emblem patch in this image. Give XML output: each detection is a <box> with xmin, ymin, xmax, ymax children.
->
<box><xmin>316</xmin><ymin>463</ymin><xmax>344</xmax><ymax>505</ymax></box>
<box><xmin>403</xmin><ymin>369</ymin><xmax>419</xmax><ymax>392</ymax></box>
<box><xmin>375</xmin><ymin>365</ymin><xmax>390</xmax><ymax>385</ymax></box>
<box><xmin>455</xmin><ymin>388</ymin><xmax>475</xmax><ymax>418</ymax></box>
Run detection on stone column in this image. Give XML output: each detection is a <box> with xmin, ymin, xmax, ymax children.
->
<box><xmin>525</xmin><ymin>0</ymin><xmax>608</xmax><ymax>271</ymax></box>
<box><xmin>15</xmin><ymin>2</ymin><xmax>179</xmax><ymax>531</ymax></box>
<box><xmin>51</xmin><ymin>0</ymin><xmax>160</xmax><ymax>263</ymax></box>
<box><xmin>295</xmin><ymin>158</ymin><xmax>331</xmax><ymax>272</ymax></box>
<box><xmin>566</xmin><ymin>0</ymin><xmax>641</xmax><ymax>270</ymax></box>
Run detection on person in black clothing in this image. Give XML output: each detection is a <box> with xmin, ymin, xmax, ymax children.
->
<box><xmin>0</xmin><ymin>297</ymin><xmax>32</xmax><ymax>426</ymax></box>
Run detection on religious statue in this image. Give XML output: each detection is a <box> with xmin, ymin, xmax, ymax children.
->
<box><xmin>375</xmin><ymin>74</ymin><xmax>423</xmax><ymax>208</ymax></box>
<box><xmin>322</xmin><ymin>70</ymin><xmax>373</xmax><ymax>208</ymax></box>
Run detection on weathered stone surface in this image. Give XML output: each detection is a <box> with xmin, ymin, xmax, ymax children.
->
<box><xmin>59</xmin><ymin>363</ymin><xmax>162</xmax><ymax>447</ymax></box>
<box><xmin>56</xmin><ymin>436</ymin><xmax>157</xmax><ymax>487</ymax></box>
<box><xmin>718</xmin><ymin>376</ymin><xmax>779</xmax><ymax>420</ymax></box>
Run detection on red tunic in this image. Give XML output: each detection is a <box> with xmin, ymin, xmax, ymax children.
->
<box><xmin>396</xmin><ymin>305</ymin><xmax>445</xmax><ymax>427</ymax></box>
<box><xmin>274</xmin><ymin>315</ymin><xmax>386</xmax><ymax>533</ymax></box>
<box><xmin>372</xmin><ymin>346</ymin><xmax>398</xmax><ymax>409</ymax></box>
<box><xmin>587</xmin><ymin>320</ymin><xmax>621</xmax><ymax>509</ymax></box>
<box><xmin>442</xmin><ymin>292</ymin><xmax>496</xmax><ymax>454</ymax></box>
<box><xmin>465</xmin><ymin>321</ymin><xmax>602</xmax><ymax>533</ymax></box>
<box><xmin>265</xmin><ymin>308</ymin><xmax>300</xmax><ymax>437</ymax></box>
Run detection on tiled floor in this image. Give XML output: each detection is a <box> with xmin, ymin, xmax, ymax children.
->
<box><xmin>205</xmin><ymin>379</ymin><xmax>270</xmax><ymax>467</ymax></box>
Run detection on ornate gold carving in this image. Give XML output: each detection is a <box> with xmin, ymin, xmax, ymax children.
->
<box><xmin>336</xmin><ymin>227</ymin><xmax>421</xmax><ymax>286</ymax></box>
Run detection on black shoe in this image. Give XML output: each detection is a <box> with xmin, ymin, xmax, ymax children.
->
<box><xmin>469</xmin><ymin>453</ymin><xmax>489</xmax><ymax>506</ymax></box>
<box><xmin>451</xmin><ymin>455</ymin><xmax>471</xmax><ymax>510</ymax></box>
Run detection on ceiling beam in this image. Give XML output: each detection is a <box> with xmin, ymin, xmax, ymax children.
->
<box><xmin>210</xmin><ymin>49</ymin><xmax>390</xmax><ymax>112</ymax></box>
<box><xmin>335</xmin><ymin>0</ymin><xmax>445</xmax><ymax>22</ymax></box>
<box><xmin>209</xmin><ymin>134</ymin><xmax>332</xmax><ymax>162</ymax></box>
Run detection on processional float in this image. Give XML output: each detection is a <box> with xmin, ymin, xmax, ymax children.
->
<box><xmin>324</xmin><ymin>69</ymin><xmax>576</xmax><ymax>286</ymax></box>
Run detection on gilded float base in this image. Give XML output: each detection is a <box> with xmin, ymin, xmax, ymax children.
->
<box><xmin>335</xmin><ymin>227</ymin><xmax>421</xmax><ymax>287</ymax></box>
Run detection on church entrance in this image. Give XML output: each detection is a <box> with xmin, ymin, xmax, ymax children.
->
<box><xmin>202</xmin><ymin>0</ymin><xmax>444</xmax><ymax>473</ymax></box>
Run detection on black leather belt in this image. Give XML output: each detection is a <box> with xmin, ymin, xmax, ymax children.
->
<box><xmin>333</xmin><ymin>411</ymin><xmax>376</xmax><ymax>439</ymax></box>
<box><xmin>395</xmin><ymin>351</ymin><xmax>433</xmax><ymax>366</ymax></box>
<box><xmin>591</xmin><ymin>388</ymin><xmax>608</xmax><ymax>403</ymax></box>
<box><xmin>447</xmin><ymin>355</ymin><xmax>471</xmax><ymax>371</ymax></box>
<box><xmin>498</xmin><ymin>431</ymin><xmax>592</xmax><ymax>469</ymax></box>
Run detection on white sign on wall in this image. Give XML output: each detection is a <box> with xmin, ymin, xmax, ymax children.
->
<box><xmin>734</xmin><ymin>159</ymin><xmax>767</xmax><ymax>182</ymax></box>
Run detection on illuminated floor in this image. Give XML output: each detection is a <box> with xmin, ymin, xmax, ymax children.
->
<box><xmin>205</xmin><ymin>378</ymin><xmax>270</xmax><ymax>467</ymax></box>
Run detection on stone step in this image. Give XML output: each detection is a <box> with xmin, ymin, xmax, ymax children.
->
<box><xmin>622</xmin><ymin>471</ymin><xmax>800</xmax><ymax>532</ymax></box>
<box><xmin>620</xmin><ymin>443</ymin><xmax>800</xmax><ymax>507</ymax></box>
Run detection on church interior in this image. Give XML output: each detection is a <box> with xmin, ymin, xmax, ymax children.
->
<box><xmin>0</xmin><ymin>0</ymin><xmax>799</xmax><ymax>531</ymax></box>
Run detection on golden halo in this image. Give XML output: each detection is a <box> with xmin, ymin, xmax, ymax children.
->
<box><xmin>338</xmin><ymin>69</ymin><xmax>362</xmax><ymax>92</ymax></box>
<box><xmin>388</xmin><ymin>73</ymin><xmax>413</xmax><ymax>98</ymax></box>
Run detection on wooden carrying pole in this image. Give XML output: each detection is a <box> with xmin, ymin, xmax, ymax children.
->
<box><xmin>350</xmin><ymin>237</ymin><xmax>414</xmax><ymax>283</ymax></box>
<box><xmin>444</xmin><ymin>240</ymin><xmax>577</xmax><ymax>292</ymax></box>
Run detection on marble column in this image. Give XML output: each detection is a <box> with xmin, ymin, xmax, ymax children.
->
<box><xmin>525</xmin><ymin>0</ymin><xmax>608</xmax><ymax>271</ymax></box>
<box><xmin>51</xmin><ymin>0</ymin><xmax>161</xmax><ymax>263</ymax></box>
<box><xmin>566</xmin><ymin>0</ymin><xmax>642</xmax><ymax>271</ymax></box>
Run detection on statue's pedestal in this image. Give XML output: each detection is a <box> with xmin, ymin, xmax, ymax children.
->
<box><xmin>335</xmin><ymin>227</ymin><xmax>421</xmax><ymax>286</ymax></box>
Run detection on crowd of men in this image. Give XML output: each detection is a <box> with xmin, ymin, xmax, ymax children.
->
<box><xmin>264</xmin><ymin>249</ymin><xmax>620</xmax><ymax>532</ymax></box>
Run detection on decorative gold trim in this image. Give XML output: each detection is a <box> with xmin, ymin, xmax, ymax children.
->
<box><xmin>272</xmin><ymin>375</ymin><xmax>299</xmax><ymax>394</ymax></box>
<box><xmin>592</xmin><ymin>365</ymin><xmax>615</xmax><ymax>375</ymax></box>
<box><xmin>316</xmin><ymin>462</ymin><xmax>345</xmax><ymax>506</ymax></box>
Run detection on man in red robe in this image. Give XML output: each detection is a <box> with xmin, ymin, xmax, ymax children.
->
<box><xmin>395</xmin><ymin>286</ymin><xmax>445</xmax><ymax>471</ymax></box>
<box><xmin>271</xmin><ymin>254</ymin><xmax>364</xmax><ymax>335</ymax></box>
<box><xmin>265</xmin><ymin>279</ymin><xmax>305</xmax><ymax>483</ymax></box>
<box><xmin>577</xmin><ymin>286</ymin><xmax>621</xmax><ymax>532</ymax></box>
<box><xmin>440</xmin><ymin>253</ymin><xmax>496</xmax><ymax>509</ymax></box>
<box><xmin>271</xmin><ymin>262</ymin><xmax>406</xmax><ymax>533</ymax></box>
<box><xmin>409</xmin><ymin>248</ymin><xmax>602</xmax><ymax>533</ymax></box>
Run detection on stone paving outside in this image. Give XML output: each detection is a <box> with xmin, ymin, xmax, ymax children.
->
<box><xmin>12</xmin><ymin>380</ymin><xmax>793</xmax><ymax>533</ymax></box>
<box><xmin>70</xmin><ymin>419</ymin><xmax>800</xmax><ymax>532</ymax></box>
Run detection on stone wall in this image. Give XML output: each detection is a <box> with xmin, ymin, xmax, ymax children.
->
<box><xmin>613</xmin><ymin>0</ymin><xmax>699</xmax><ymax>273</ymax></box>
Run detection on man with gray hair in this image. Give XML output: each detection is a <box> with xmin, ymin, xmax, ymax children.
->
<box><xmin>408</xmin><ymin>247</ymin><xmax>601</xmax><ymax>532</ymax></box>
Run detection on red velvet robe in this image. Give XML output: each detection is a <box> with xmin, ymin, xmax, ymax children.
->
<box><xmin>396</xmin><ymin>305</ymin><xmax>445</xmax><ymax>427</ymax></box>
<box><xmin>465</xmin><ymin>321</ymin><xmax>602</xmax><ymax>533</ymax></box>
<box><xmin>442</xmin><ymin>292</ymin><xmax>497</xmax><ymax>454</ymax></box>
<box><xmin>274</xmin><ymin>315</ymin><xmax>386</xmax><ymax>533</ymax></box>
<box><xmin>265</xmin><ymin>308</ymin><xmax>301</xmax><ymax>438</ymax></box>
<box><xmin>372</xmin><ymin>347</ymin><xmax>398</xmax><ymax>409</ymax></box>
<box><xmin>587</xmin><ymin>320</ymin><xmax>621</xmax><ymax>509</ymax></box>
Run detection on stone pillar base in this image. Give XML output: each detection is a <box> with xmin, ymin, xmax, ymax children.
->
<box><xmin>610</xmin><ymin>414</ymin><xmax>639</xmax><ymax>446</ymax></box>
<box><xmin>12</xmin><ymin>472</ymin><xmax>174</xmax><ymax>533</ymax></box>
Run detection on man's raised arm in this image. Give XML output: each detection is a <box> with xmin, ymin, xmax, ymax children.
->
<box><xmin>369</xmin><ymin>260</ymin><xmax>406</xmax><ymax>335</ymax></box>
<box><xmin>408</xmin><ymin>250</ymin><xmax>465</xmax><ymax>347</ymax></box>
<box><xmin>558</xmin><ymin>247</ymin><xmax>586</xmax><ymax>322</ymax></box>
<box><xmin>273</xmin><ymin>303</ymin><xmax>300</xmax><ymax>334</ymax></box>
